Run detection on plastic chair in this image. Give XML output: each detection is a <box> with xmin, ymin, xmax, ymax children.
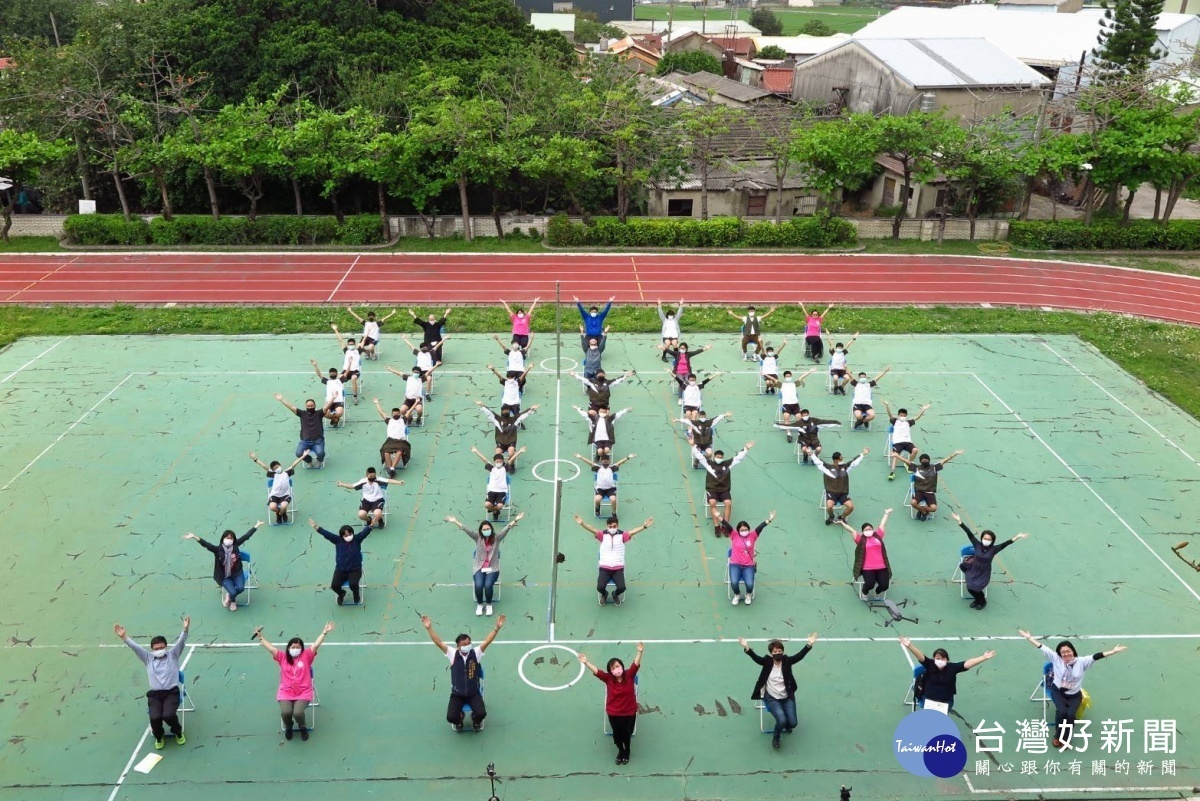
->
<box><xmin>267</xmin><ymin>479</ymin><xmax>296</xmax><ymax>526</ymax></box>
<box><xmin>340</xmin><ymin>576</ymin><xmax>365</xmax><ymax>607</ymax></box>
<box><xmin>853</xmin><ymin>576</ymin><xmax>886</xmax><ymax>602</ymax></box>
<box><xmin>457</xmin><ymin>665</ymin><xmax>485</xmax><ymax>733</ymax></box>
<box><xmin>177</xmin><ymin>670</ymin><xmax>195</xmax><ymax>730</ymax></box>
<box><xmin>502</xmin><ymin>476</ymin><xmax>516</xmax><ymax>522</ymax></box>
<box><xmin>595</xmin><ymin>473</ymin><xmax>617</xmax><ymax>519</ymax></box>
<box><xmin>726</xmin><ymin>547</ymin><xmax>756</xmax><ymax>603</ymax></box>
<box><xmin>280</xmin><ymin>667</ymin><xmax>319</xmax><ymax>732</ymax></box>
<box><xmin>820</xmin><ymin>485</ymin><xmax>845</xmax><ymax>522</ymax></box>
<box><xmin>1030</xmin><ymin>661</ymin><xmax>1053</xmax><ymax>720</ymax></box>
<box><xmin>903</xmin><ymin>664</ymin><xmax>925</xmax><ymax>711</ymax></box>
<box><xmin>795</xmin><ymin>438</ymin><xmax>813</xmax><ymax>465</ymax></box>
<box><xmin>602</xmin><ymin>673</ymin><xmax>639</xmax><ymax>735</ymax></box>
<box><xmin>220</xmin><ymin>551</ymin><xmax>258</xmax><ymax>606</ymax></box>
<box><xmin>753</xmin><ymin>698</ymin><xmax>787</xmax><ymax>734</ymax></box>
<box><xmin>472</xmin><ymin>574</ymin><xmax>501</xmax><ymax>603</ymax></box>
<box><xmin>756</xmin><ymin>372</ymin><xmax>767</xmax><ymax>395</ymax></box>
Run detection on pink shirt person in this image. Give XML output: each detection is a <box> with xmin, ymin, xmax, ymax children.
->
<box><xmin>729</xmin><ymin>519</ymin><xmax>772</xmax><ymax>566</ymax></box>
<box><xmin>855</xmin><ymin>527</ymin><xmax>887</xmax><ymax>570</ymax></box>
<box><xmin>274</xmin><ymin>648</ymin><xmax>317</xmax><ymax>701</ymax></box>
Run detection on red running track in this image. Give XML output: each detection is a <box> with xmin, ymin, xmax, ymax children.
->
<box><xmin>0</xmin><ymin>253</ymin><xmax>1198</xmax><ymax>325</ymax></box>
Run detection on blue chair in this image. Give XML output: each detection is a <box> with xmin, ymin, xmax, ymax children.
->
<box><xmin>340</xmin><ymin>577</ymin><xmax>365</xmax><ymax>607</ymax></box>
<box><xmin>177</xmin><ymin>670</ymin><xmax>195</xmax><ymax>730</ymax></box>
<box><xmin>595</xmin><ymin>472</ymin><xmax>617</xmax><ymax>519</ymax></box>
<box><xmin>903</xmin><ymin>664</ymin><xmax>926</xmax><ymax>710</ymax></box>
<box><xmin>502</xmin><ymin>476</ymin><xmax>516</xmax><ymax>522</ymax></box>
<box><xmin>952</xmin><ymin>545</ymin><xmax>984</xmax><ymax>598</ymax></box>
<box><xmin>458</xmin><ymin>665</ymin><xmax>485</xmax><ymax>733</ymax></box>
<box><xmin>219</xmin><ymin>550</ymin><xmax>257</xmax><ymax>606</ymax></box>
<box><xmin>1030</xmin><ymin>661</ymin><xmax>1053</xmax><ymax>719</ymax></box>
<box><xmin>266</xmin><ymin>478</ymin><xmax>295</xmax><ymax>526</ymax></box>
<box><xmin>602</xmin><ymin>672</ymin><xmax>639</xmax><ymax>736</ymax></box>
<box><xmin>754</xmin><ymin>695</ymin><xmax>791</xmax><ymax>735</ymax></box>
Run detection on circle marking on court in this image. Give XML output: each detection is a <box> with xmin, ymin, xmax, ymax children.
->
<box><xmin>531</xmin><ymin>459</ymin><xmax>580</xmax><ymax>483</ymax></box>
<box><xmin>539</xmin><ymin>357</ymin><xmax>578</xmax><ymax>371</ymax></box>
<box><xmin>517</xmin><ymin>644</ymin><xmax>586</xmax><ymax>691</ymax></box>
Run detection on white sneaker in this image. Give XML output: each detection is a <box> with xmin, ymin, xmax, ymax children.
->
<box><xmin>745</xmin><ymin>595</ymin><xmax>753</xmax><ymax>605</ymax></box>
<box><xmin>731</xmin><ymin>595</ymin><xmax>741</xmax><ymax>606</ymax></box>
<box><xmin>484</xmin><ymin>604</ymin><xmax>493</xmax><ymax>616</ymax></box>
<box><xmin>221</xmin><ymin>592</ymin><xmax>230</xmax><ymax>609</ymax></box>
<box><xmin>475</xmin><ymin>604</ymin><xmax>484</xmax><ymax>616</ymax></box>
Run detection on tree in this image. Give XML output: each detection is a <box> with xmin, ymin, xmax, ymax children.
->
<box><xmin>289</xmin><ymin>105</ymin><xmax>381</xmax><ymax>224</ymax></box>
<box><xmin>0</xmin><ymin>129</ymin><xmax>70</xmax><ymax>242</ymax></box>
<box><xmin>199</xmin><ymin>96</ymin><xmax>288</xmax><ymax>221</ymax></box>
<box><xmin>876</xmin><ymin>114</ymin><xmax>953</xmax><ymax>239</ymax></box>
<box><xmin>757</xmin><ymin>45</ymin><xmax>788</xmax><ymax>61</ymax></box>
<box><xmin>655</xmin><ymin>51</ymin><xmax>723</xmax><ymax>77</ymax></box>
<box><xmin>748</xmin><ymin>105</ymin><xmax>809</xmax><ymax>222</ymax></box>
<box><xmin>791</xmin><ymin>114</ymin><xmax>881</xmax><ymax>217</ymax></box>
<box><xmin>798</xmin><ymin>20</ymin><xmax>837</xmax><ymax>37</ymax></box>
<box><xmin>1092</xmin><ymin>0</ymin><xmax>1166</xmax><ymax>83</ymax></box>
<box><xmin>675</xmin><ymin>101</ymin><xmax>743</xmax><ymax>221</ymax></box>
<box><xmin>749</xmin><ymin>8</ymin><xmax>784</xmax><ymax>36</ymax></box>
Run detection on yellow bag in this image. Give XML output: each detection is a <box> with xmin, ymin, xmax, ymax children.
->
<box><xmin>1078</xmin><ymin>688</ymin><xmax>1092</xmax><ymax>718</ymax></box>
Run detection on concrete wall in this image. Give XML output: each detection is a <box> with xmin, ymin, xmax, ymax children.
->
<box><xmin>647</xmin><ymin>188</ymin><xmax>819</xmax><ymax>217</ymax></box>
<box><xmin>851</xmin><ymin>217</ymin><xmax>1009</xmax><ymax>240</ymax></box>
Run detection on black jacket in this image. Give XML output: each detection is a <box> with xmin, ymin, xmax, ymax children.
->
<box><xmin>745</xmin><ymin>644</ymin><xmax>812</xmax><ymax>701</ymax></box>
<box><xmin>195</xmin><ymin>526</ymin><xmax>257</xmax><ymax>584</ymax></box>
<box><xmin>317</xmin><ymin>525</ymin><xmax>372</xmax><ymax>571</ymax></box>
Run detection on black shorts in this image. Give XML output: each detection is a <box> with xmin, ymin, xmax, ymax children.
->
<box><xmin>501</xmin><ymin>403</ymin><xmax>521</xmax><ymax>415</ymax></box>
<box><xmin>360</xmin><ymin>499</ymin><xmax>385</xmax><ymax>513</ymax></box>
<box><xmin>915</xmin><ymin>490</ymin><xmax>937</xmax><ymax>505</ymax></box>
<box><xmin>782</xmin><ymin>403</ymin><xmax>801</xmax><ymax>415</ymax></box>
<box><xmin>853</xmin><ymin>404</ymin><xmax>872</xmax><ymax>413</ymax></box>
<box><xmin>830</xmin><ymin>369</ymin><xmax>847</xmax><ymax>378</ymax></box>
<box><xmin>380</xmin><ymin>438</ymin><xmax>410</xmax><ymax>455</ymax></box>
<box><xmin>762</xmin><ymin>374</ymin><xmax>778</xmax><ymax>382</ymax></box>
<box><xmin>268</xmin><ymin>494</ymin><xmax>292</xmax><ymax>506</ymax></box>
<box><xmin>892</xmin><ymin>442</ymin><xmax>915</xmax><ymax>454</ymax></box>
<box><xmin>342</xmin><ymin>370</ymin><xmax>361</xmax><ymax>379</ymax></box>
<box><xmin>329</xmin><ymin>401</ymin><xmax>345</xmax><ymax>412</ymax></box>
<box><xmin>825</xmin><ymin>491</ymin><xmax>849</xmax><ymax>506</ymax></box>
<box><xmin>486</xmin><ymin>491</ymin><xmax>508</xmax><ymax>505</ymax></box>
<box><xmin>593</xmin><ymin>439</ymin><xmax>613</xmax><ymax>450</ymax></box>
<box><xmin>595</xmin><ymin>486</ymin><xmax>617</xmax><ymax>499</ymax></box>
<box><xmin>362</xmin><ymin>336</ymin><xmax>378</xmax><ymax>347</ymax></box>
<box><xmin>683</xmin><ymin>405</ymin><xmax>699</xmax><ymax>413</ymax></box>
<box><xmin>707</xmin><ymin>491</ymin><xmax>732</xmax><ymax>503</ymax></box>
<box><xmin>402</xmin><ymin>398</ymin><xmax>420</xmax><ymax>411</ymax></box>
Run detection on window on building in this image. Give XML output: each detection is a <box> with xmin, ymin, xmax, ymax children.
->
<box><xmin>667</xmin><ymin>199</ymin><xmax>694</xmax><ymax>217</ymax></box>
<box><xmin>746</xmin><ymin>194</ymin><xmax>767</xmax><ymax>216</ymax></box>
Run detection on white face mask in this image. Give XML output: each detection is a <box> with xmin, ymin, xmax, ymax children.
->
<box><xmin>459</xmin><ymin>645</ymin><xmax>473</xmax><ymax>655</ymax></box>
<box><xmin>343</xmin><ymin>535</ymin><xmax>354</xmax><ymax>542</ymax></box>
<box><xmin>152</xmin><ymin>648</ymin><xmax>168</xmax><ymax>658</ymax></box>
<box><xmin>606</xmin><ymin>527</ymin><xmax>618</xmax><ymax>534</ymax></box>
<box><xmin>863</xmin><ymin>529</ymin><xmax>875</xmax><ymax>537</ymax></box>
<box><xmin>222</xmin><ymin>540</ymin><xmax>234</xmax><ymax>549</ymax></box>
<box><xmin>517</xmin><ymin>313</ymin><xmax>525</xmax><ymax>318</ymax></box>
<box><xmin>934</xmin><ymin>658</ymin><xmax>948</xmax><ymax>669</ymax></box>
<box><xmin>590</xmin><ymin>312</ymin><xmax>598</xmax><ymax>317</ymax></box>
<box><xmin>288</xmin><ymin>647</ymin><xmax>302</xmax><ymax>657</ymax></box>
<box><xmin>739</xmin><ymin>529</ymin><xmax>750</xmax><ymax>537</ymax></box>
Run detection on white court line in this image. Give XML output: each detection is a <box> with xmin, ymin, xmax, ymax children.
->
<box><xmin>962</xmin><ymin>774</ymin><xmax>1195</xmax><ymax>795</ymax></box>
<box><xmin>1</xmin><ymin>373</ymin><xmax>134</xmax><ymax>492</ymax></box>
<box><xmin>0</xmin><ymin>337</ymin><xmax>68</xmax><ymax>383</ymax></box>
<box><xmin>548</xmin><ymin>329</ymin><xmax>565</xmax><ymax>644</ymax></box>
<box><xmin>325</xmin><ymin>254</ymin><xmax>361</xmax><ymax>303</ymax></box>
<box><xmin>1040</xmin><ymin>341</ymin><xmax>1199</xmax><ymax>468</ymax></box>
<box><xmin>105</xmin><ymin>645</ymin><xmax>196</xmax><ymax>801</ymax></box>
<box><xmin>970</xmin><ymin>372</ymin><xmax>1200</xmax><ymax>605</ymax></box>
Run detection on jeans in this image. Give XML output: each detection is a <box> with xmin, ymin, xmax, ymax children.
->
<box><xmin>473</xmin><ymin>570</ymin><xmax>499</xmax><ymax>604</ymax></box>
<box><xmin>146</xmin><ymin>688</ymin><xmax>182</xmax><ymax>739</ymax></box>
<box><xmin>221</xmin><ymin>572</ymin><xmax>246</xmax><ymax>601</ymax></box>
<box><xmin>763</xmin><ymin>695</ymin><xmax>797</xmax><ymax>737</ymax></box>
<box><xmin>729</xmin><ymin>563</ymin><xmax>756</xmax><ymax>595</ymax></box>
<box><xmin>297</xmin><ymin>438</ymin><xmax>325</xmax><ymax>462</ymax></box>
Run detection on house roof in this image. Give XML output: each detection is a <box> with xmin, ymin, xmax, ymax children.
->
<box><xmin>529</xmin><ymin>12</ymin><xmax>576</xmax><ymax>33</ymax></box>
<box><xmin>636</xmin><ymin>74</ymin><xmax>708</xmax><ymax>107</ymax></box>
<box><xmin>834</xmin><ymin>38</ymin><xmax>1051</xmax><ymax>89</ymax></box>
<box><xmin>651</xmin><ymin>158</ymin><xmax>811</xmax><ymax>192</ymax></box>
<box><xmin>708</xmin><ymin>35</ymin><xmax>756</xmax><ymax>56</ymax></box>
<box><xmin>755</xmin><ymin>34</ymin><xmax>852</xmax><ymax>58</ymax></box>
<box><xmin>609</xmin><ymin>36</ymin><xmax>661</xmax><ymax>61</ymax></box>
<box><xmin>0</xmin><ymin>58</ymin><xmax>13</xmax><ymax>70</ymax></box>
<box><xmin>762</xmin><ymin>66</ymin><xmax>795</xmax><ymax>95</ymax></box>
<box><xmin>663</xmin><ymin>70</ymin><xmax>775</xmax><ymax>103</ymax></box>
<box><xmin>609</xmin><ymin>19</ymin><xmax>762</xmax><ymax>36</ymax></box>
<box><xmin>855</xmin><ymin>6</ymin><xmax>1196</xmax><ymax>67</ymax></box>
<box><xmin>734</xmin><ymin>57</ymin><xmax>764</xmax><ymax>72</ymax></box>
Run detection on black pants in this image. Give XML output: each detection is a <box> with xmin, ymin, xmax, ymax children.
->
<box><xmin>447</xmin><ymin>693</ymin><xmax>486</xmax><ymax>725</ymax></box>
<box><xmin>805</xmin><ymin>335</ymin><xmax>824</xmax><ymax>360</ymax></box>
<box><xmin>860</xmin><ymin>568</ymin><xmax>890</xmax><ymax>595</ymax></box>
<box><xmin>609</xmin><ymin>714</ymin><xmax>636</xmax><ymax>758</ymax></box>
<box><xmin>1050</xmin><ymin>685</ymin><xmax>1083</xmax><ymax>740</ymax></box>
<box><xmin>146</xmin><ymin>688</ymin><xmax>182</xmax><ymax>739</ymax></box>
<box><xmin>332</xmin><ymin>568</ymin><xmax>363</xmax><ymax>602</ymax></box>
<box><xmin>598</xmin><ymin>567</ymin><xmax>626</xmax><ymax>599</ymax></box>
<box><xmin>967</xmin><ymin>588</ymin><xmax>987</xmax><ymax>606</ymax></box>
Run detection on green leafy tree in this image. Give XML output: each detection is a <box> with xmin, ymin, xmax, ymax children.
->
<box><xmin>747</xmin><ymin>105</ymin><xmax>809</xmax><ymax>222</ymax></box>
<box><xmin>199</xmin><ymin>96</ymin><xmax>288</xmax><ymax>221</ymax></box>
<box><xmin>791</xmin><ymin>113</ymin><xmax>881</xmax><ymax>217</ymax></box>
<box><xmin>0</xmin><ymin>0</ymin><xmax>83</xmax><ymax>45</ymax></box>
<box><xmin>876</xmin><ymin>114</ymin><xmax>953</xmax><ymax>239</ymax></box>
<box><xmin>655</xmin><ymin>51</ymin><xmax>723</xmax><ymax>77</ymax></box>
<box><xmin>798</xmin><ymin>20</ymin><xmax>837</xmax><ymax>37</ymax></box>
<box><xmin>749</xmin><ymin>8</ymin><xmax>784</xmax><ymax>36</ymax></box>
<box><xmin>757</xmin><ymin>45</ymin><xmax>788</xmax><ymax>60</ymax></box>
<box><xmin>675</xmin><ymin>101</ymin><xmax>743</xmax><ymax>220</ymax></box>
<box><xmin>0</xmin><ymin>129</ymin><xmax>70</xmax><ymax>242</ymax></box>
<box><xmin>948</xmin><ymin>120</ymin><xmax>1023</xmax><ymax>240</ymax></box>
<box><xmin>289</xmin><ymin>105</ymin><xmax>382</xmax><ymax>224</ymax></box>
<box><xmin>1092</xmin><ymin>0</ymin><xmax>1166</xmax><ymax>83</ymax></box>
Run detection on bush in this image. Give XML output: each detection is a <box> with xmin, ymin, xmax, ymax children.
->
<box><xmin>1009</xmin><ymin>220</ymin><xmax>1200</xmax><ymax>250</ymax></box>
<box><xmin>64</xmin><ymin>215</ymin><xmax>151</xmax><ymax>246</ymax></box>
<box><xmin>66</xmin><ymin>214</ymin><xmax>387</xmax><ymax>246</ymax></box>
<box><xmin>545</xmin><ymin>214</ymin><xmax>855</xmax><ymax>249</ymax></box>
<box><xmin>333</xmin><ymin>215</ymin><xmax>385</xmax><ymax>246</ymax></box>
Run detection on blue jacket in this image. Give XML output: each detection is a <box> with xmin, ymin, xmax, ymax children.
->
<box><xmin>317</xmin><ymin>525</ymin><xmax>372</xmax><ymax>570</ymax></box>
<box><xmin>577</xmin><ymin>301</ymin><xmax>612</xmax><ymax>336</ymax></box>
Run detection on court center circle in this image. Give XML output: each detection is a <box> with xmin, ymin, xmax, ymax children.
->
<box><xmin>517</xmin><ymin>644</ymin><xmax>586</xmax><ymax>692</ymax></box>
<box><xmin>539</xmin><ymin>357</ymin><xmax>578</xmax><ymax>372</ymax></box>
<box><xmin>531</xmin><ymin>459</ymin><xmax>581</xmax><ymax>483</ymax></box>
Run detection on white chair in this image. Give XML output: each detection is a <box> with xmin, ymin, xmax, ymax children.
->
<box><xmin>177</xmin><ymin>670</ymin><xmax>195</xmax><ymax>730</ymax></box>
<box><xmin>853</xmin><ymin>576</ymin><xmax>886</xmax><ymax>602</ymax></box>
<box><xmin>472</xmin><ymin>576</ymin><xmax>502</xmax><ymax>603</ymax></box>
<box><xmin>267</xmin><ymin>479</ymin><xmax>296</xmax><ymax>527</ymax></box>
<box><xmin>756</xmin><ymin>372</ymin><xmax>767</xmax><ymax>395</ymax></box>
<box><xmin>502</xmin><ymin>476</ymin><xmax>516</xmax><ymax>522</ymax></box>
<box><xmin>820</xmin><ymin>485</ymin><xmax>844</xmax><ymax>522</ymax></box>
<box><xmin>280</xmin><ymin>667</ymin><xmax>319</xmax><ymax>732</ymax></box>
<box><xmin>340</xmin><ymin>577</ymin><xmax>365</xmax><ymax>608</ymax></box>
<box><xmin>1030</xmin><ymin>662</ymin><xmax>1053</xmax><ymax>720</ymax></box>
<box><xmin>725</xmin><ymin>548</ymin><xmax>755</xmax><ymax>604</ymax></box>
<box><xmin>595</xmin><ymin>475</ymin><xmax>617</xmax><ymax>519</ymax></box>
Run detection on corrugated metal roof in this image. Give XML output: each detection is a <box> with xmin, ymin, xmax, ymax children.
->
<box><xmin>668</xmin><ymin>70</ymin><xmax>774</xmax><ymax>102</ymax></box>
<box><xmin>848</xmin><ymin>38</ymin><xmax>1050</xmax><ymax>88</ymax></box>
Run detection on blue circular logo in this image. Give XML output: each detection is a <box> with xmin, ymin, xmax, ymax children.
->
<box><xmin>893</xmin><ymin>709</ymin><xmax>967</xmax><ymax>779</ymax></box>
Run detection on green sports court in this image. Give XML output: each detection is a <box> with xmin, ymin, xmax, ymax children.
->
<box><xmin>0</xmin><ymin>329</ymin><xmax>1197</xmax><ymax>801</ymax></box>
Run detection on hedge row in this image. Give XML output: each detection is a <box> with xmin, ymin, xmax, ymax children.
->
<box><xmin>63</xmin><ymin>214</ymin><xmax>388</xmax><ymax>246</ymax></box>
<box><xmin>546</xmin><ymin>214</ymin><xmax>857</xmax><ymax>249</ymax></box>
<box><xmin>1009</xmin><ymin>219</ymin><xmax>1200</xmax><ymax>250</ymax></box>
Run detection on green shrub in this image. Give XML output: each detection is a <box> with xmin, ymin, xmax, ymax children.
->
<box><xmin>1009</xmin><ymin>220</ymin><xmax>1200</xmax><ymax>250</ymax></box>
<box><xmin>335</xmin><ymin>215</ymin><xmax>387</xmax><ymax>246</ymax></box>
<box><xmin>63</xmin><ymin>215</ymin><xmax>151</xmax><ymax>246</ymax></box>
<box><xmin>546</xmin><ymin>214</ymin><xmax>855</xmax><ymax>249</ymax></box>
<box><xmin>67</xmin><ymin>214</ymin><xmax>386</xmax><ymax>246</ymax></box>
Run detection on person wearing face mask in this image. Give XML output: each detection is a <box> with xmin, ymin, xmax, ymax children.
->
<box><xmin>385</xmin><ymin>365</ymin><xmax>431</xmax><ymax>424</ymax></box>
<box><xmin>581</xmin><ymin>334</ymin><xmax>610</xmax><ymax>380</ymax></box>
<box><xmin>579</xmin><ymin>642</ymin><xmax>645</xmax><ymax>764</ymax></box>
<box><xmin>657</xmin><ymin>299</ymin><xmax>684</xmax><ymax>361</ymax></box>
<box><xmin>275</xmin><ymin>393</ymin><xmax>331</xmax><ymax>468</ymax></box>
<box><xmin>898</xmin><ymin>636</ymin><xmax>996</xmax><ymax>712</ymax></box>
<box><xmin>470</xmin><ymin>445</ymin><xmax>526</xmax><ymax>520</ymax></box>
<box><xmin>254</xmin><ymin>621</ymin><xmax>335</xmax><ymax>741</ymax></box>
<box><xmin>658</xmin><ymin>341</ymin><xmax>714</xmax><ymax>392</ymax></box>
<box><xmin>812</xmin><ymin>449</ymin><xmax>870</xmax><ymax>525</ymax></box>
<box><xmin>329</xmin><ymin>324</ymin><xmax>365</xmax><ymax>402</ymax></box>
<box><xmin>400</xmin><ymin>335</ymin><xmax>444</xmax><ymax>397</ymax></box>
<box><xmin>1018</xmin><ymin>629</ymin><xmax>1128</xmax><ymax>749</ymax></box>
<box><xmin>310</xmin><ymin>518</ymin><xmax>373</xmax><ymax>606</ymax></box>
<box><xmin>409</xmin><ymin>306</ymin><xmax>452</xmax><ymax>355</ymax></box>
<box><xmin>571</xmin><ymin>369</ymin><xmax>634</xmax><ymax>413</ymax></box>
<box><xmin>573</xmin><ymin>405</ymin><xmax>632</xmax><ymax>458</ymax></box>
<box><xmin>114</xmin><ymin>616</ymin><xmax>190</xmax><ymax>750</ymax></box>
<box><xmin>348</xmin><ymin>306</ymin><xmax>397</xmax><ymax>360</ymax></box>
<box><xmin>574</xmin><ymin>514</ymin><xmax>655</xmax><ymax>606</ymax></box>
<box><xmin>477</xmin><ymin>400</ymin><xmax>539</xmax><ymax>464</ymax></box>
<box><xmin>672</xmin><ymin>371</ymin><xmax>723</xmax><ymax>423</ymax></box>
<box><xmin>848</xmin><ymin>366</ymin><xmax>890</xmax><ymax>429</ymax></box>
<box><xmin>575</xmin><ymin>452</ymin><xmax>636</xmax><ymax>517</ymax></box>
<box><xmin>336</xmin><ymin>467</ymin><xmax>401</xmax><ymax>529</ymax></box>
<box><xmin>882</xmin><ymin>401</ymin><xmax>932</xmax><ymax>480</ymax></box>
<box><xmin>757</xmin><ymin>340</ymin><xmax>787</xmax><ymax>394</ymax></box>
<box><xmin>487</xmin><ymin>364</ymin><xmax>534</xmax><ymax>422</ymax></box>
<box><xmin>249</xmin><ymin>450</ymin><xmax>309</xmax><ymax>524</ymax></box>
<box><xmin>310</xmin><ymin>361</ymin><xmax>346</xmax><ymax>428</ymax></box>
<box><xmin>724</xmin><ymin>511</ymin><xmax>777</xmax><ymax>604</ymax></box>
<box><xmin>950</xmin><ymin>511</ymin><xmax>1029</xmax><ymax>609</ymax></box>
<box><xmin>897</xmin><ymin>450</ymin><xmax>963</xmax><ymax>520</ymax></box>
<box><xmin>421</xmin><ymin>614</ymin><xmax>507</xmax><ymax>732</ymax></box>
<box><xmin>837</xmin><ymin>508</ymin><xmax>892</xmax><ymax>598</ymax></box>
<box><xmin>824</xmin><ymin>333</ymin><xmax>859</xmax><ymax>395</ymax></box>
<box><xmin>727</xmin><ymin>305</ymin><xmax>777</xmax><ymax>361</ymax></box>
<box><xmin>739</xmin><ymin>633</ymin><xmax>819</xmax><ymax>749</ymax></box>
<box><xmin>693</xmin><ymin>443</ymin><xmax>755</xmax><ymax>532</ymax></box>
<box><xmin>501</xmin><ymin>298</ymin><xmax>539</xmax><ymax>350</ymax></box>
<box><xmin>776</xmin><ymin>369</ymin><xmax>818</xmax><ymax>429</ymax></box>
<box><xmin>774</xmin><ymin>408</ymin><xmax>840</xmax><ymax>454</ymax></box>
<box><xmin>445</xmin><ymin>512</ymin><xmax>525</xmax><ymax>616</ymax></box>
<box><xmin>800</xmin><ymin>303</ymin><xmax>833</xmax><ymax>363</ymax></box>
<box><xmin>677</xmin><ymin>408</ymin><xmax>733</xmax><ymax>467</ymax></box>
<box><xmin>372</xmin><ymin>399</ymin><xmax>412</xmax><ymax>477</ymax></box>
<box><xmin>492</xmin><ymin>334</ymin><xmax>533</xmax><ymax>375</ymax></box>
<box><xmin>575</xmin><ymin>295</ymin><xmax>615</xmax><ymax>342</ymax></box>
<box><xmin>182</xmin><ymin>522</ymin><xmax>263</xmax><ymax>611</ymax></box>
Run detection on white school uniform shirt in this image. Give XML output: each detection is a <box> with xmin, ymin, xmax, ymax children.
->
<box><xmin>268</xmin><ymin>470</ymin><xmax>292</xmax><ymax>498</ymax></box>
<box><xmin>891</xmin><ymin>417</ymin><xmax>913</xmax><ymax>444</ymax></box>
<box><xmin>405</xmin><ymin>374</ymin><xmax>424</xmax><ymax>400</ymax></box>
<box><xmin>506</xmin><ymin>349</ymin><xmax>525</xmax><ymax>373</ymax></box>
<box><xmin>780</xmin><ymin>381</ymin><xmax>799</xmax><ymax>405</ymax></box>
<box><xmin>343</xmin><ymin>347</ymin><xmax>362</xmax><ymax>373</ymax></box>
<box><xmin>501</xmin><ymin>379</ymin><xmax>522</xmax><ymax>406</ymax></box>
<box><xmin>486</xmin><ymin>464</ymin><xmax>510</xmax><ymax>493</ymax></box>
<box><xmin>659</xmin><ymin>308</ymin><xmax>681</xmax><ymax>339</ymax></box>
<box><xmin>353</xmin><ymin>477</ymin><xmax>386</xmax><ymax>502</ymax></box>
<box><xmin>323</xmin><ymin>376</ymin><xmax>344</xmax><ymax>405</ymax></box>
<box><xmin>594</xmin><ymin>415</ymin><xmax>612</xmax><ymax>441</ymax></box>
<box><xmin>830</xmin><ymin>350</ymin><xmax>847</xmax><ymax>371</ymax></box>
<box><xmin>385</xmin><ymin>416</ymin><xmax>408</xmax><ymax>440</ymax></box>
<box><xmin>760</xmin><ymin>355</ymin><xmax>778</xmax><ymax>375</ymax></box>
<box><xmin>362</xmin><ymin>320</ymin><xmax>380</xmax><ymax>341</ymax></box>
<box><xmin>594</xmin><ymin>465</ymin><xmax>617</xmax><ymax>490</ymax></box>
<box><xmin>415</xmin><ymin>350</ymin><xmax>435</xmax><ymax>372</ymax></box>
<box><xmin>682</xmin><ymin>383</ymin><xmax>703</xmax><ymax>407</ymax></box>
<box><xmin>851</xmin><ymin>380</ymin><xmax>875</xmax><ymax>406</ymax></box>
